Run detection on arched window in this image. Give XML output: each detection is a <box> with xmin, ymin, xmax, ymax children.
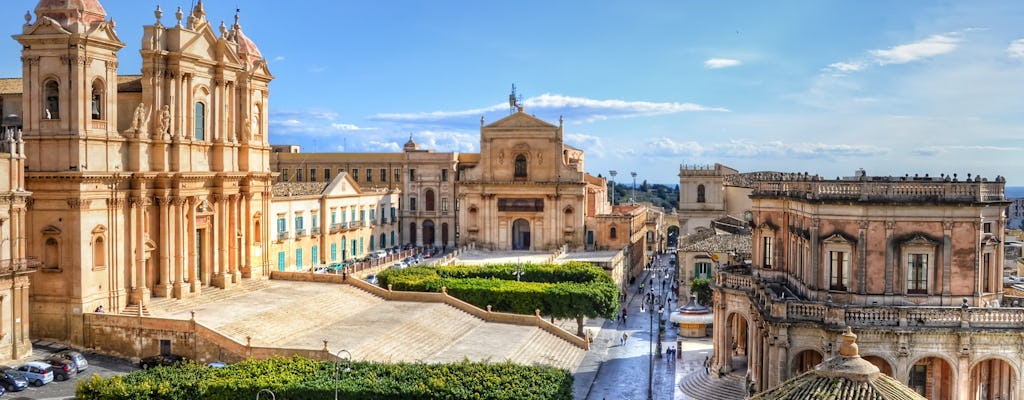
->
<box><xmin>610</xmin><ymin>226</ymin><xmax>618</xmax><ymax>239</ymax></box>
<box><xmin>91</xmin><ymin>79</ymin><xmax>104</xmax><ymax>119</ymax></box>
<box><xmin>44</xmin><ymin>80</ymin><xmax>60</xmax><ymax>119</ymax></box>
<box><xmin>697</xmin><ymin>184</ymin><xmax>706</xmax><ymax>203</ymax></box>
<box><xmin>425</xmin><ymin>189</ymin><xmax>435</xmax><ymax>211</ymax></box>
<box><xmin>514</xmin><ymin>154</ymin><xmax>527</xmax><ymax>178</ymax></box>
<box><xmin>194</xmin><ymin>102</ymin><xmax>206</xmax><ymax>140</ymax></box>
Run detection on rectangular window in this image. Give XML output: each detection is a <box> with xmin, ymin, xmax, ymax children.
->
<box><xmin>829</xmin><ymin>251</ymin><xmax>849</xmax><ymax>291</ymax></box>
<box><xmin>441</xmin><ymin>168</ymin><xmax>448</xmax><ymax>182</ymax></box>
<box><xmin>409</xmin><ymin>169</ymin><xmax>416</xmax><ymax>181</ymax></box>
<box><xmin>391</xmin><ymin>207</ymin><xmax>397</xmax><ymax>220</ymax></box>
<box><xmin>352</xmin><ymin>170</ymin><xmax>358</xmax><ymax>182</ymax></box>
<box><xmin>762</xmin><ymin>236</ymin><xmax>773</xmax><ymax>268</ymax></box>
<box><xmin>312</xmin><ymin>215</ymin><xmax>320</xmax><ymax>232</ymax></box>
<box><xmin>282</xmin><ymin>169</ymin><xmax>290</xmax><ymax>182</ymax></box>
<box><xmin>277</xmin><ymin>252</ymin><xmax>285</xmax><ymax>271</ymax></box>
<box><xmin>359</xmin><ymin>237</ymin><xmax>364</xmax><ymax>254</ymax></box>
<box><xmin>909</xmin><ymin>365</ymin><xmax>927</xmax><ymax>396</ymax></box>
<box><xmin>296</xmin><ymin>249</ymin><xmax>304</xmax><ymax>268</ymax></box>
<box><xmin>312</xmin><ymin>245</ymin><xmax>319</xmax><ymax>265</ymax></box>
<box><xmin>331</xmin><ymin>243</ymin><xmax>337</xmax><ymax>261</ymax></box>
<box><xmin>907</xmin><ymin>254</ymin><xmax>928</xmax><ymax>294</ymax></box>
<box><xmin>295</xmin><ymin>216</ymin><xmax>304</xmax><ymax>236</ymax></box>
<box><xmin>331</xmin><ymin>211</ymin><xmax>337</xmax><ymax>225</ymax></box>
<box><xmin>366</xmin><ymin>168</ymin><xmax>373</xmax><ymax>182</ymax></box>
<box><xmin>394</xmin><ymin>168</ymin><xmax>401</xmax><ymax>183</ymax></box>
<box><xmin>380</xmin><ymin>168</ymin><xmax>387</xmax><ymax>182</ymax></box>
<box><xmin>277</xmin><ymin>218</ymin><xmax>286</xmax><ymax>233</ymax></box>
<box><xmin>695</xmin><ymin>262</ymin><xmax>712</xmax><ymax>279</ymax></box>
<box><xmin>441</xmin><ymin>198</ymin><xmax>449</xmax><ymax>212</ymax></box>
<box><xmin>360</xmin><ymin>210</ymin><xmax>366</xmax><ymax>224</ymax></box>
<box><xmin>310</xmin><ymin>168</ymin><xmax>317</xmax><ymax>182</ymax></box>
<box><xmin>296</xmin><ymin>169</ymin><xmax>304</xmax><ymax>182</ymax></box>
<box><xmin>351</xmin><ymin>239</ymin><xmax>357</xmax><ymax>256</ymax></box>
<box><xmin>984</xmin><ymin>222</ymin><xmax>992</xmax><ymax>233</ymax></box>
<box><xmin>369</xmin><ymin>209</ymin><xmax>376</xmax><ymax>223</ymax></box>
<box><xmin>324</xmin><ymin>168</ymin><xmax>331</xmax><ymax>181</ymax></box>
<box><xmin>410</xmin><ymin>197</ymin><xmax>417</xmax><ymax>211</ymax></box>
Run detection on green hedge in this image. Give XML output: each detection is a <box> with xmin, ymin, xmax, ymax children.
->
<box><xmin>77</xmin><ymin>356</ymin><xmax>573</xmax><ymax>400</ymax></box>
<box><xmin>378</xmin><ymin>262</ymin><xmax>618</xmax><ymax>320</ymax></box>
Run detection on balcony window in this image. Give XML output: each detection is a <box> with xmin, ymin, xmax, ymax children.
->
<box><xmin>829</xmin><ymin>250</ymin><xmax>849</xmax><ymax>291</ymax></box>
<box><xmin>906</xmin><ymin>253</ymin><xmax>928</xmax><ymax>294</ymax></box>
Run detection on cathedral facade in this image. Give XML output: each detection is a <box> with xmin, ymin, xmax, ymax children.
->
<box><xmin>16</xmin><ymin>0</ymin><xmax>273</xmax><ymax>342</ymax></box>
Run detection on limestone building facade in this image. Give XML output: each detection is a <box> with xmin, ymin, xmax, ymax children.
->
<box><xmin>16</xmin><ymin>1</ymin><xmax>274</xmax><ymax>342</ymax></box>
<box><xmin>0</xmin><ymin>127</ymin><xmax>34</xmax><ymax>361</ymax></box>
<box><xmin>677</xmin><ymin>163</ymin><xmax>752</xmax><ymax>235</ymax></box>
<box><xmin>713</xmin><ymin>171</ymin><xmax>1015</xmax><ymax>400</ymax></box>
<box><xmin>456</xmin><ymin>110</ymin><xmax>588</xmax><ymax>251</ymax></box>
<box><xmin>269</xmin><ymin>173</ymin><xmax>399</xmax><ymax>271</ymax></box>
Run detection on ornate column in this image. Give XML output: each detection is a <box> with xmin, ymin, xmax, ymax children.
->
<box><xmin>809</xmin><ymin>218</ymin><xmax>820</xmax><ymax>292</ymax></box>
<box><xmin>155</xmin><ymin>197</ymin><xmax>171</xmax><ymax>297</ymax></box>
<box><xmin>210</xmin><ymin>194</ymin><xmax>226</xmax><ymax>288</ymax></box>
<box><xmin>942</xmin><ymin>220</ymin><xmax>952</xmax><ymax>300</ymax></box>
<box><xmin>885</xmin><ymin>220</ymin><xmax>895</xmax><ymax>296</ymax></box>
<box><xmin>130</xmin><ymin>197</ymin><xmax>151</xmax><ymax>304</ymax></box>
<box><xmin>857</xmin><ymin>219</ymin><xmax>868</xmax><ymax>294</ymax></box>
<box><xmin>241</xmin><ymin>193</ymin><xmax>252</xmax><ymax>278</ymax></box>
<box><xmin>171</xmin><ymin>197</ymin><xmax>185</xmax><ymax>298</ymax></box>
<box><xmin>187</xmin><ymin>197</ymin><xmax>200</xmax><ymax>294</ymax></box>
<box><xmin>229</xmin><ymin>194</ymin><xmax>240</xmax><ymax>283</ymax></box>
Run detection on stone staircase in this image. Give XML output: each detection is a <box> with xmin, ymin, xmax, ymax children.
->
<box><xmin>118</xmin><ymin>304</ymin><xmax>151</xmax><ymax>317</ymax></box>
<box><xmin>507</xmin><ymin>327</ymin><xmax>587</xmax><ymax>371</ymax></box>
<box><xmin>147</xmin><ymin>279</ymin><xmax>274</xmax><ymax>316</ymax></box>
<box><xmin>677</xmin><ymin>369</ymin><xmax>746</xmax><ymax>400</ymax></box>
<box><xmin>352</xmin><ymin>303</ymin><xmax>483</xmax><ymax>363</ymax></box>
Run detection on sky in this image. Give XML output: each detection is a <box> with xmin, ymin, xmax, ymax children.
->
<box><xmin>2</xmin><ymin>1</ymin><xmax>1023</xmax><ymax>186</ymax></box>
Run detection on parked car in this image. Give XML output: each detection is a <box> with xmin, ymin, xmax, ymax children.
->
<box><xmin>364</xmin><ymin>274</ymin><xmax>378</xmax><ymax>285</ymax></box>
<box><xmin>206</xmin><ymin>361</ymin><xmax>228</xmax><ymax>368</ymax></box>
<box><xmin>0</xmin><ymin>367</ymin><xmax>27</xmax><ymax>392</ymax></box>
<box><xmin>16</xmin><ymin>361</ymin><xmax>53</xmax><ymax>386</ymax></box>
<box><xmin>55</xmin><ymin>349</ymin><xmax>89</xmax><ymax>372</ymax></box>
<box><xmin>139</xmin><ymin>354</ymin><xmax>188</xmax><ymax>370</ymax></box>
<box><xmin>41</xmin><ymin>356</ymin><xmax>76</xmax><ymax>381</ymax></box>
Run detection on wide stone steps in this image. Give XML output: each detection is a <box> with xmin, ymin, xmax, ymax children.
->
<box><xmin>216</xmin><ymin>287</ymin><xmax>382</xmax><ymax>346</ymax></box>
<box><xmin>677</xmin><ymin>369</ymin><xmax>745</xmax><ymax>400</ymax></box>
<box><xmin>508</xmin><ymin>327</ymin><xmax>586</xmax><ymax>371</ymax></box>
<box><xmin>147</xmin><ymin>279</ymin><xmax>274</xmax><ymax>316</ymax></box>
<box><xmin>352</xmin><ymin>304</ymin><xmax>483</xmax><ymax>363</ymax></box>
<box><xmin>118</xmin><ymin>304</ymin><xmax>151</xmax><ymax>317</ymax></box>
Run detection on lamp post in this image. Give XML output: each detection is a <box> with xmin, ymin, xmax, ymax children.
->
<box><xmin>335</xmin><ymin>349</ymin><xmax>352</xmax><ymax>400</ymax></box>
<box><xmin>256</xmin><ymin>389</ymin><xmax>275</xmax><ymax>400</ymax></box>
<box><xmin>512</xmin><ymin>261</ymin><xmax>525</xmax><ymax>281</ymax></box>
<box><xmin>630</xmin><ymin>171</ymin><xmax>638</xmax><ymax>204</ymax></box>
<box><xmin>609</xmin><ymin>170</ymin><xmax>617</xmax><ymax>206</ymax></box>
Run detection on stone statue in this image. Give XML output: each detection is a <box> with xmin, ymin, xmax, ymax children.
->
<box><xmin>128</xmin><ymin>103</ymin><xmax>151</xmax><ymax>138</ymax></box>
<box><xmin>158</xmin><ymin>105</ymin><xmax>171</xmax><ymax>138</ymax></box>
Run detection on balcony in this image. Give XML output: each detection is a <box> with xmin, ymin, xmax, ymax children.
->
<box><xmin>358</xmin><ymin>220</ymin><xmax>367</xmax><ymax>227</ymax></box>
<box><xmin>276</xmin><ymin>231</ymin><xmax>290</xmax><ymax>242</ymax></box>
<box><xmin>296</xmin><ymin>229</ymin><xmax>307</xmax><ymax>237</ymax></box>
<box><xmin>311</xmin><ymin>227</ymin><xmax>320</xmax><ymax>237</ymax></box>
<box><xmin>330</xmin><ymin>223</ymin><xmax>341</xmax><ymax>234</ymax></box>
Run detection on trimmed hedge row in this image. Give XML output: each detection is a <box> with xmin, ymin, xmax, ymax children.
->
<box><xmin>378</xmin><ymin>262</ymin><xmax>619</xmax><ymax>320</ymax></box>
<box><xmin>76</xmin><ymin>356</ymin><xmax>573</xmax><ymax>400</ymax></box>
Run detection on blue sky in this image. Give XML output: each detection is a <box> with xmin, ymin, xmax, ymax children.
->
<box><xmin>2</xmin><ymin>1</ymin><xmax>1024</xmax><ymax>185</ymax></box>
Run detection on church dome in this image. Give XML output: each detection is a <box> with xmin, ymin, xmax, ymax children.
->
<box><xmin>403</xmin><ymin>135</ymin><xmax>418</xmax><ymax>152</ymax></box>
<box><xmin>35</xmin><ymin>0</ymin><xmax>107</xmax><ymax>29</ymax></box>
<box><xmin>231</xmin><ymin>15</ymin><xmax>262</xmax><ymax>68</ymax></box>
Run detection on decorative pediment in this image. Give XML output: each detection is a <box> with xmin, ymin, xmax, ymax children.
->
<box><xmin>87</xmin><ymin>21</ymin><xmax>124</xmax><ymax>45</ymax></box>
<box><xmin>485</xmin><ymin>111</ymin><xmax>557</xmax><ymax>129</ymax></box>
<box><xmin>248</xmin><ymin>59</ymin><xmax>274</xmax><ymax>80</ymax></box>
<box><xmin>196</xmin><ymin>199</ymin><xmax>214</xmax><ymax>213</ymax></box>
<box><xmin>177</xmin><ymin>23</ymin><xmax>221</xmax><ymax>62</ymax></box>
<box><xmin>24</xmin><ymin>17</ymin><xmax>73</xmax><ymax>36</ymax></box>
<box><xmin>91</xmin><ymin>225</ymin><xmax>107</xmax><ymax>235</ymax></box>
<box><xmin>903</xmin><ymin>234</ymin><xmax>939</xmax><ymax>247</ymax></box>
<box><xmin>41</xmin><ymin>225</ymin><xmax>62</xmax><ymax>236</ymax></box>
<box><xmin>822</xmin><ymin>233</ymin><xmax>855</xmax><ymax>244</ymax></box>
<box><xmin>757</xmin><ymin>221</ymin><xmax>778</xmax><ymax>232</ymax></box>
<box><xmin>981</xmin><ymin>235</ymin><xmax>1002</xmax><ymax>247</ymax></box>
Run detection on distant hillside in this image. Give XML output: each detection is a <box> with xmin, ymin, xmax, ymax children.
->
<box><xmin>609</xmin><ymin>182</ymin><xmax>677</xmax><ymax>211</ymax></box>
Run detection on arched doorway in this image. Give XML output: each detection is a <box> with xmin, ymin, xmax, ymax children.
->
<box><xmin>791</xmin><ymin>350</ymin><xmax>823</xmax><ymax>377</ymax></box>
<box><xmin>723</xmin><ymin>312</ymin><xmax>750</xmax><ymax>374</ymax></box>
<box><xmin>423</xmin><ymin>220</ymin><xmax>435</xmax><ymax>247</ymax></box>
<box><xmin>970</xmin><ymin>357</ymin><xmax>1015</xmax><ymax>400</ymax></box>
<box><xmin>910</xmin><ymin>356</ymin><xmax>954</xmax><ymax>400</ymax></box>
<box><xmin>862</xmin><ymin>355</ymin><xmax>893</xmax><ymax>377</ymax></box>
<box><xmin>512</xmin><ymin>219</ymin><xmax>530</xmax><ymax>250</ymax></box>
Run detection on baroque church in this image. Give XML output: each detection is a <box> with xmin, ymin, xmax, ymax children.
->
<box><xmin>12</xmin><ymin>0</ymin><xmax>273</xmax><ymax>342</ymax></box>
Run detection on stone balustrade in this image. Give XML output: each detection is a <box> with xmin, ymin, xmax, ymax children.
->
<box><xmin>751</xmin><ymin>178</ymin><xmax>1004</xmax><ymax>203</ymax></box>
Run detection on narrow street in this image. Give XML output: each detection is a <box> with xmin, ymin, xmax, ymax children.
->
<box><xmin>577</xmin><ymin>254</ymin><xmax>714</xmax><ymax>400</ymax></box>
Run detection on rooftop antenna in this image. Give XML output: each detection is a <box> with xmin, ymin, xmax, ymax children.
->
<box><xmin>509</xmin><ymin>84</ymin><xmax>523</xmax><ymax>114</ymax></box>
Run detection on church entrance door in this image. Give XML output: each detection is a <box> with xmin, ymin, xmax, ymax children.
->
<box><xmin>423</xmin><ymin>220</ymin><xmax>436</xmax><ymax>247</ymax></box>
<box><xmin>512</xmin><ymin>219</ymin><xmax>530</xmax><ymax>250</ymax></box>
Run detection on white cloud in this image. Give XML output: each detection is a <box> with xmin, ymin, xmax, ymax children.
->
<box><xmin>269</xmin><ymin>109</ymin><xmax>375</xmax><ymax>137</ymax></box>
<box><xmin>704</xmin><ymin>58</ymin><xmax>741</xmax><ymax>69</ymax></box>
<box><xmin>826</xmin><ymin>61</ymin><xmax>864</xmax><ymax>73</ymax></box>
<box><xmin>273</xmin><ymin>56</ymin><xmax>285</xmax><ymax>62</ymax></box>
<box><xmin>639</xmin><ymin>137</ymin><xmax>886</xmax><ymax>159</ymax></box>
<box><xmin>366</xmin><ymin>140</ymin><xmax>402</xmax><ymax>152</ymax></box>
<box><xmin>370</xmin><ymin>94</ymin><xmax>727</xmax><ymax>128</ymax></box>
<box><xmin>1009</xmin><ymin>39</ymin><xmax>1024</xmax><ymax>59</ymax></box>
<box><xmin>564</xmin><ymin>133</ymin><xmax>606</xmax><ymax>157</ymax></box>
<box><xmin>871</xmin><ymin>34</ymin><xmax>961</xmax><ymax>65</ymax></box>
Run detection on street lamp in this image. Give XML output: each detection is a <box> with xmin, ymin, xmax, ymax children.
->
<box><xmin>609</xmin><ymin>170</ymin><xmax>617</xmax><ymax>206</ymax></box>
<box><xmin>512</xmin><ymin>261</ymin><xmax>525</xmax><ymax>281</ymax></box>
<box><xmin>630</xmin><ymin>172</ymin><xmax>638</xmax><ymax>204</ymax></box>
<box><xmin>256</xmin><ymin>389</ymin><xmax>275</xmax><ymax>400</ymax></box>
<box><xmin>335</xmin><ymin>349</ymin><xmax>352</xmax><ymax>400</ymax></box>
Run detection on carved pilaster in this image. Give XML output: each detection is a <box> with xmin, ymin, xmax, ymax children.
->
<box><xmin>66</xmin><ymin>198</ymin><xmax>87</xmax><ymax>209</ymax></box>
<box><xmin>106</xmin><ymin>197</ymin><xmax>125</xmax><ymax>210</ymax></box>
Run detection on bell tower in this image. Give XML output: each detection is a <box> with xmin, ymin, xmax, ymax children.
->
<box><xmin>16</xmin><ymin>0</ymin><xmax>124</xmax><ymax>172</ymax></box>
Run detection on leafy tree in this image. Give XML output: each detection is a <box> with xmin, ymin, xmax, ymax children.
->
<box><xmin>690</xmin><ymin>278</ymin><xmax>712</xmax><ymax>305</ymax></box>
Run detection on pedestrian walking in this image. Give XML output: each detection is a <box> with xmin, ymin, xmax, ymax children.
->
<box><xmin>622</xmin><ymin>332</ymin><xmax>629</xmax><ymax>345</ymax></box>
<box><xmin>704</xmin><ymin>356</ymin><xmax>710</xmax><ymax>374</ymax></box>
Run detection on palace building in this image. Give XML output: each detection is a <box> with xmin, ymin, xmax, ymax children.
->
<box><xmin>714</xmin><ymin>170</ymin><xmax>1015</xmax><ymax>400</ymax></box>
<box><xmin>12</xmin><ymin>0</ymin><xmax>273</xmax><ymax>342</ymax></box>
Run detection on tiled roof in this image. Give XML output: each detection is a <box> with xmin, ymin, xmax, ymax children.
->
<box><xmin>272</xmin><ymin>182</ymin><xmax>327</xmax><ymax>197</ymax></box>
<box><xmin>679</xmin><ymin>232</ymin><xmax>751</xmax><ymax>256</ymax></box>
<box><xmin>0</xmin><ymin>78</ymin><xmax>21</xmax><ymax>95</ymax></box>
